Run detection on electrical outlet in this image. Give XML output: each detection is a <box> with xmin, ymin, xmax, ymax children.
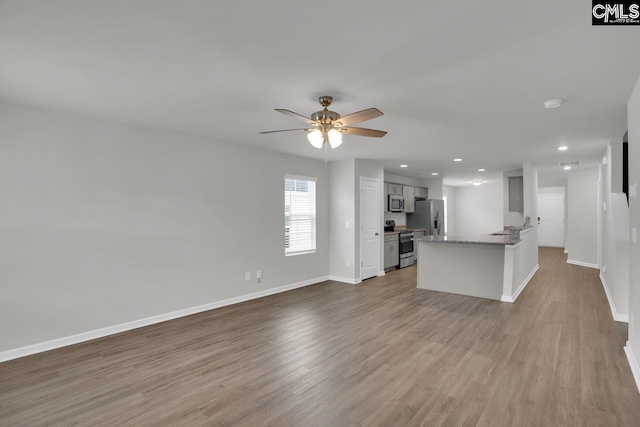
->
<box><xmin>346</xmin><ymin>260</ymin><xmax>350</xmax><ymax>267</ymax></box>
<box><xmin>632</xmin><ymin>227</ymin><xmax>637</xmax><ymax>244</ymax></box>
<box><xmin>256</xmin><ymin>270</ymin><xmax>262</xmax><ymax>279</ymax></box>
<box><xmin>345</xmin><ymin>220</ymin><xmax>350</xmax><ymax>229</ymax></box>
<box><xmin>602</xmin><ymin>263</ymin><xmax>607</xmax><ymax>273</ymax></box>
<box><xmin>245</xmin><ymin>272</ymin><xmax>251</xmax><ymax>281</ymax></box>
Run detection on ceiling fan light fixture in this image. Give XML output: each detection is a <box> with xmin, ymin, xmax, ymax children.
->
<box><xmin>307</xmin><ymin>129</ymin><xmax>324</xmax><ymax>149</ymax></box>
<box><xmin>328</xmin><ymin>128</ymin><xmax>343</xmax><ymax>149</ymax></box>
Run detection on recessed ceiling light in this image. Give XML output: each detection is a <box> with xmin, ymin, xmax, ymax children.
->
<box><xmin>564</xmin><ymin>166</ymin><xmax>571</xmax><ymax>170</ymax></box>
<box><xmin>400</xmin><ymin>164</ymin><xmax>408</xmax><ymax>168</ymax></box>
<box><xmin>544</xmin><ymin>99</ymin><xmax>562</xmax><ymax>109</ymax></box>
<box><xmin>473</xmin><ymin>181</ymin><xmax>482</xmax><ymax>186</ymax></box>
<box><xmin>558</xmin><ymin>146</ymin><xmax>569</xmax><ymax>151</ymax></box>
<box><xmin>478</xmin><ymin>168</ymin><xmax>486</xmax><ymax>172</ymax></box>
<box><xmin>453</xmin><ymin>158</ymin><xmax>463</xmax><ymax>162</ymax></box>
<box><xmin>431</xmin><ymin>172</ymin><xmax>438</xmax><ymax>176</ymax></box>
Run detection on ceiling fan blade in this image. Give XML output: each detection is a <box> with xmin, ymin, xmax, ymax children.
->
<box><xmin>275</xmin><ymin>109</ymin><xmax>316</xmax><ymax>125</ymax></box>
<box><xmin>339</xmin><ymin>126</ymin><xmax>387</xmax><ymax>138</ymax></box>
<box><xmin>334</xmin><ymin>108</ymin><xmax>383</xmax><ymax>126</ymax></box>
<box><xmin>259</xmin><ymin>128</ymin><xmax>312</xmax><ymax>134</ymax></box>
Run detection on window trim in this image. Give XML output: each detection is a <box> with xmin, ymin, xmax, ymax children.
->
<box><xmin>284</xmin><ymin>174</ymin><xmax>317</xmax><ymax>257</ymax></box>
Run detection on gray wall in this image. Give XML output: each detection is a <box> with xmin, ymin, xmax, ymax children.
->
<box><xmin>567</xmin><ymin>168</ymin><xmax>599</xmax><ymax>266</ymax></box>
<box><xmin>328</xmin><ymin>159</ymin><xmax>355</xmax><ymax>281</ymax></box>
<box><xmin>628</xmin><ymin>76</ymin><xmax>640</xmax><ymax>363</ymax></box>
<box><xmin>0</xmin><ymin>102</ymin><xmax>330</xmax><ymax>352</ymax></box>
<box><xmin>453</xmin><ymin>183</ymin><xmax>503</xmax><ymax>236</ymax></box>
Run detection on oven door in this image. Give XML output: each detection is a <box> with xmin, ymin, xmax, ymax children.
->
<box><xmin>400</xmin><ymin>237</ymin><xmax>414</xmax><ymax>255</ymax></box>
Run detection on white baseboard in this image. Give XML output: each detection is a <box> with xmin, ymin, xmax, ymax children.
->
<box><xmin>501</xmin><ymin>264</ymin><xmax>539</xmax><ymax>303</ymax></box>
<box><xmin>624</xmin><ymin>341</ymin><xmax>640</xmax><ymax>394</ymax></box>
<box><xmin>0</xmin><ymin>275</ymin><xmax>330</xmax><ymax>364</ymax></box>
<box><xmin>329</xmin><ymin>275</ymin><xmax>361</xmax><ymax>284</ymax></box>
<box><xmin>567</xmin><ymin>259</ymin><xmax>599</xmax><ymax>269</ymax></box>
<box><xmin>377</xmin><ymin>271</ymin><xmax>386</xmax><ymax>277</ymax></box>
<box><xmin>599</xmin><ymin>273</ymin><xmax>629</xmax><ymax>323</ymax></box>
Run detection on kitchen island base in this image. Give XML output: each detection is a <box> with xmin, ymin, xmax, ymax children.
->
<box><xmin>415</xmin><ymin>227</ymin><xmax>538</xmax><ymax>302</ymax></box>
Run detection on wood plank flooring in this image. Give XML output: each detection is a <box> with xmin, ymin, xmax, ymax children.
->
<box><xmin>1</xmin><ymin>248</ymin><xmax>639</xmax><ymax>426</ymax></box>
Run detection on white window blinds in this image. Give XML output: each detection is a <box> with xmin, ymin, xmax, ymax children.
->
<box><xmin>285</xmin><ymin>175</ymin><xmax>317</xmax><ymax>256</ymax></box>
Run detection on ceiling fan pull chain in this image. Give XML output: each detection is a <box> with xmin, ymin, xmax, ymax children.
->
<box><xmin>325</xmin><ymin>140</ymin><xmax>328</xmax><ymax>165</ymax></box>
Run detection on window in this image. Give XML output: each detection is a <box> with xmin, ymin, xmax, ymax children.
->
<box><xmin>285</xmin><ymin>175</ymin><xmax>316</xmax><ymax>256</ymax></box>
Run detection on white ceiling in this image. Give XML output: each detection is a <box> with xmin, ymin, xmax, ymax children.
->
<box><xmin>1</xmin><ymin>1</ymin><xmax>638</xmax><ymax>186</ymax></box>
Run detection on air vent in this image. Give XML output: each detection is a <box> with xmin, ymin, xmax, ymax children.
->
<box><xmin>559</xmin><ymin>161</ymin><xmax>581</xmax><ymax>167</ymax></box>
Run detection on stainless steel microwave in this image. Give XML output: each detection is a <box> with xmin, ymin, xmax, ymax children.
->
<box><xmin>388</xmin><ymin>194</ymin><xmax>404</xmax><ymax>212</ymax></box>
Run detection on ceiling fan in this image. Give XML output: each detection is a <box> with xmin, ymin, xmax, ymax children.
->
<box><xmin>260</xmin><ymin>96</ymin><xmax>387</xmax><ymax>149</ymax></box>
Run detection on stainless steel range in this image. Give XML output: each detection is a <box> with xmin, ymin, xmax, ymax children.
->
<box><xmin>398</xmin><ymin>230</ymin><xmax>415</xmax><ymax>268</ymax></box>
<box><xmin>386</xmin><ymin>220</ymin><xmax>414</xmax><ymax>268</ymax></box>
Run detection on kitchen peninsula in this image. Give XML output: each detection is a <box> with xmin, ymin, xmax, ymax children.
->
<box><xmin>413</xmin><ymin>226</ymin><xmax>538</xmax><ymax>302</ymax></box>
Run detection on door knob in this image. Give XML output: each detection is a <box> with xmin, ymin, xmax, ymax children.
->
<box><xmin>375</xmin><ymin>232</ymin><xmax>380</xmax><ymax>235</ymax></box>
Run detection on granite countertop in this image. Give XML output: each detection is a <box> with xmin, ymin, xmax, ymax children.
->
<box><xmin>413</xmin><ymin>235</ymin><xmax>521</xmax><ymax>246</ymax></box>
<box><xmin>504</xmin><ymin>225</ymin><xmax>533</xmax><ymax>230</ymax></box>
<box><xmin>384</xmin><ymin>228</ymin><xmax>425</xmax><ymax>235</ymax></box>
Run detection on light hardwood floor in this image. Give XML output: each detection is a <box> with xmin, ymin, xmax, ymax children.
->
<box><xmin>1</xmin><ymin>248</ymin><xmax>639</xmax><ymax>426</ymax></box>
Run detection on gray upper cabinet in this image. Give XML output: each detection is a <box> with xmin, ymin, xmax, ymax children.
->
<box><xmin>508</xmin><ymin>176</ymin><xmax>524</xmax><ymax>213</ymax></box>
<box><xmin>415</xmin><ymin>187</ymin><xmax>428</xmax><ymax>199</ymax></box>
<box><xmin>388</xmin><ymin>183</ymin><xmax>403</xmax><ymax>195</ymax></box>
<box><xmin>403</xmin><ymin>186</ymin><xmax>415</xmax><ymax>213</ymax></box>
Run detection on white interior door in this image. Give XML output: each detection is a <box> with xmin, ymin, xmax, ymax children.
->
<box><xmin>538</xmin><ymin>193</ymin><xmax>565</xmax><ymax>247</ymax></box>
<box><xmin>360</xmin><ymin>177</ymin><xmax>380</xmax><ymax>281</ymax></box>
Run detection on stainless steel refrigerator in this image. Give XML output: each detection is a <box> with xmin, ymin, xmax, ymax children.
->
<box><xmin>407</xmin><ymin>199</ymin><xmax>445</xmax><ymax>236</ymax></box>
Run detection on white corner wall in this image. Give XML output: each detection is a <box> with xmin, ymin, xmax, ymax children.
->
<box><xmin>453</xmin><ymin>183</ymin><xmax>503</xmax><ymax>236</ymax></box>
<box><xmin>503</xmin><ymin>169</ymin><xmax>525</xmax><ymax>227</ymax></box>
<box><xmin>600</xmin><ymin>139</ymin><xmax>629</xmax><ymax>322</ymax></box>
<box><xmin>567</xmin><ymin>168</ymin><xmax>599</xmax><ymax>267</ymax></box>
<box><xmin>443</xmin><ymin>184</ymin><xmax>456</xmax><ymax>235</ymax></box>
<box><xmin>0</xmin><ymin>102</ymin><xmax>330</xmax><ymax>355</ymax></box>
<box><xmin>626</xmin><ymin>75</ymin><xmax>640</xmax><ymax>392</ymax></box>
<box><xmin>523</xmin><ymin>162</ymin><xmax>539</xmax><ymax>251</ymax></box>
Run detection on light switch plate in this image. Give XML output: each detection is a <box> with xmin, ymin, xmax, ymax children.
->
<box><xmin>603</xmin><ymin>156</ymin><xmax>608</xmax><ymax>165</ymax></box>
<box><xmin>603</xmin><ymin>202</ymin><xmax>607</xmax><ymax>211</ymax></box>
<box><xmin>633</xmin><ymin>227</ymin><xmax>638</xmax><ymax>244</ymax></box>
<box><xmin>345</xmin><ymin>220</ymin><xmax>350</xmax><ymax>229</ymax></box>
<box><xmin>631</xmin><ymin>183</ymin><xmax>638</xmax><ymax>199</ymax></box>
